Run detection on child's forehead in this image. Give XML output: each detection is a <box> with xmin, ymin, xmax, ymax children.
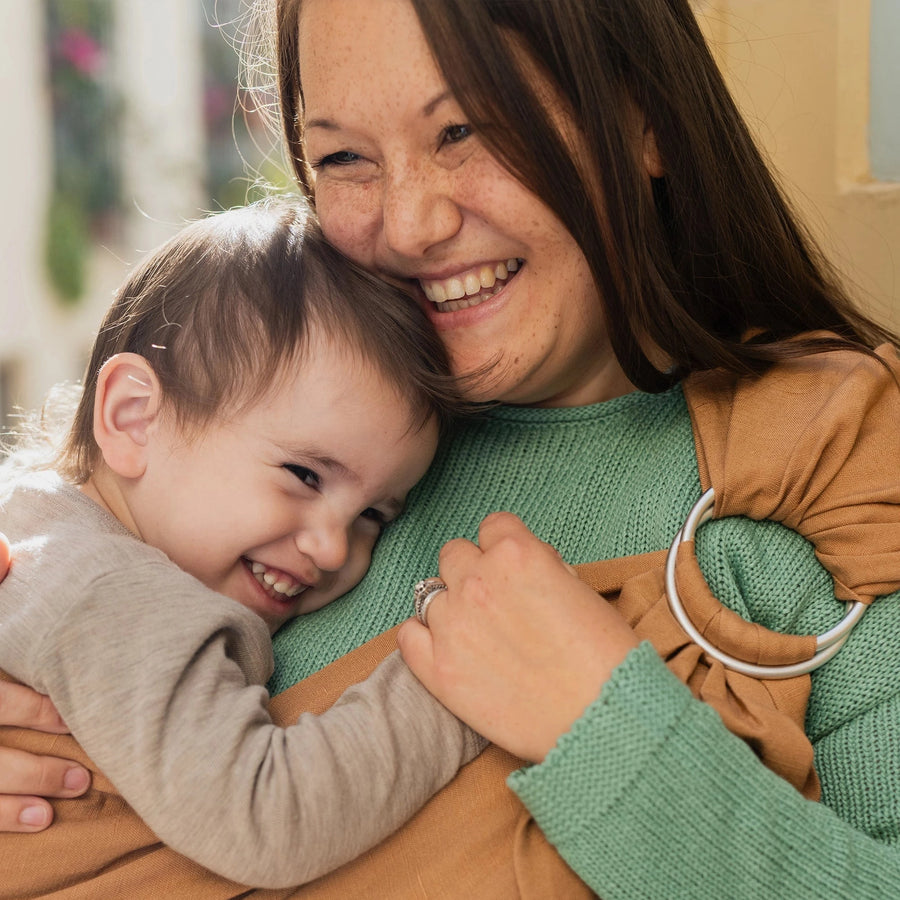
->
<box><xmin>246</xmin><ymin>346</ymin><xmax>420</xmax><ymax>428</ymax></box>
<box><xmin>267</xmin><ymin>331</ymin><xmax>415</xmax><ymax>405</ymax></box>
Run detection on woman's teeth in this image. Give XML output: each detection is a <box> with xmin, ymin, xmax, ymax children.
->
<box><xmin>249</xmin><ymin>560</ymin><xmax>304</xmax><ymax>599</ymax></box>
<box><xmin>422</xmin><ymin>259</ymin><xmax>520</xmax><ymax>312</ymax></box>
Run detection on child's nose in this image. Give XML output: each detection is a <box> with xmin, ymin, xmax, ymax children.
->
<box><xmin>294</xmin><ymin>519</ymin><xmax>350</xmax><ymax>574</ymax></box>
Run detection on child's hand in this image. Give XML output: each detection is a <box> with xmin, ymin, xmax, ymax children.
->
<box><xmin>398</xmin><ymin>512</ymin><xmax>639</xmax><ymax>764</ymax></box>
<box><xmin>0</xmin><ymin>531</ymin><xmax>9</xmax><ymax>580</ymax></box>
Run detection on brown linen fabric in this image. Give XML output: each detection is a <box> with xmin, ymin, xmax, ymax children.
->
<box><xmin>1</xmin><ymin>343</ymin><xmax>897</xmax><ymax>898</ymax></box>
<box><xmin>0</xmin><ymin>630</ymin><xmax>585</xmax><ymax>900</ymax></box>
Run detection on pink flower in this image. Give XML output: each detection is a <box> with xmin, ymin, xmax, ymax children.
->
<box><xmin>57</xmin><ymin>28</ymin><xmax>104</xmax><ymax>77</ymax></box>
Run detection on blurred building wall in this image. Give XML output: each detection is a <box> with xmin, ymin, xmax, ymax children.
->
<box><xmin>699</xmin><ymin>0</ymin><xmax>900</xmax><ymax>328</ymax></box>
<box><xmin>0</xmin><ymin>0</ymin><xmax>208</xmax><ymax>428</ymax></box>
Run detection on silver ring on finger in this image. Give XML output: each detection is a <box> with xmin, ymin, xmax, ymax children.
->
<box><xmin>413</xmin><ymin>578</ymin><xmax>448</xmax><ymax>627</ymax></box>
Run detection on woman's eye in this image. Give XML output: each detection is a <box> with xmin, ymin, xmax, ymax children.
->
<box><xmin>311</xmin><ymin>150</ymin><xmax>361</xmax><ymax>169</ymax></box>
<box><xmin>439</xmin><ymin>122</ymin><xmax>472</xmax><ymax>147</ymax></box>
<box><xmin>283</xmin><ymin>464</ymin><xmax>320</xmax><ymax>488</ymax></box>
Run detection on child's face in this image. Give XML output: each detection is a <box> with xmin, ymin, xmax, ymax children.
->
<box><xmin>132</xmin><ymin>335</ymin><xmax>439</xmax><ymax>633</ymax></box>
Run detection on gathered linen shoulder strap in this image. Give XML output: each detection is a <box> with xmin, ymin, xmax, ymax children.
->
<box><xmin>686</xmin><ymin>341</ymin><xmax>900</xmax><ymax>604</ymax></box>
<box><xmin>576</xmin><ymin>341</ymin><xmax>900</xmax><ymax>801</ymax></box>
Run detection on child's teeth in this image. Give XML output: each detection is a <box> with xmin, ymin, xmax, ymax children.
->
<box><xmin>249</xmin><ymin>559</ymin><xmax>305</xmax><ymax>599</ymax></box>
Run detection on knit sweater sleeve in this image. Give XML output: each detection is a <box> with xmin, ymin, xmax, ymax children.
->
<box><xmin>509</xmin><ymin>344</ymin><xmax>900</xmax><ymax>898</ymax></box>
<box><xmin>510</xmin><ymin>640</ymin><xmax>900</xmax><ymax>898</ymax></box>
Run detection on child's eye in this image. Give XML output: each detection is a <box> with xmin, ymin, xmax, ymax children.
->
<box><xmin>359</xmin><ymin>507</ymin><xmax>389</xmax><ymax>528</ymax></box>
<box><xmin>283</xmin><ymin>464</ymin><xmax>320</xmax><ymax>488</ymax></box>
<box><xmin>310</xmin><ymin>150</ymin><xmax>361</xmax><ymax>169</ymax></box>
<box><xmin>439</xmin><ymin>123</ymin><xmax>472</xmax><ymax>147</ymax></box>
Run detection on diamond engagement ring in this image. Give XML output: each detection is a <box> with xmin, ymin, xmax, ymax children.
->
<box><xmin>413</xmin><ymin>578</ymin><xmax>448</xmax><ymax>627</ymax></box>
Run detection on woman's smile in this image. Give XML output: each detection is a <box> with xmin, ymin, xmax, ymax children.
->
<box><xmin>420</xmin><ymin>258</ymin><xmax>522</xmax><ymax>311</ymax></box>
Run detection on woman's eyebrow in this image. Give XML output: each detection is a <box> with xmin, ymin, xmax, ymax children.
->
<box><xmin>303</xmin><ymin>115</ymin><xmax>337</xmax><ymax>132</ymax></box>
<box><xmin>304</xmin><ymin>90</ymin><xmax>453</xmax><ymax>132</ymax></box>
<box><xmin>422</xmin><ymin>90</ymin><xmax>452</xmax><ymax>117</ymax></box>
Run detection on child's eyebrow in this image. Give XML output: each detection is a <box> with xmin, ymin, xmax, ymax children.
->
<box><xmin>276</xmin><ymin>442</ymin><xmax>355</xmax><ymax>481</ymax></box>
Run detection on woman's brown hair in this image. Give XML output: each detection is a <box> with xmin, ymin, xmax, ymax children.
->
<box><xmin>58</xmin><ymin>197</ymin><xmax>459</xmax><ymax>482</ymax></box>
<box><xmin>265</xmin><ymin>0</ymin><xmax>898</xmax><ymax>392</ymax></box>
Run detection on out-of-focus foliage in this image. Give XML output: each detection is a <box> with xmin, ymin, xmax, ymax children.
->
<box><xmin>43</xmin><ymin>0</ymin><xmax>119</xmax><ymax>305</ymax></box>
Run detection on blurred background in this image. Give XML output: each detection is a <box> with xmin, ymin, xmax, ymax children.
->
<box><xmin>1</xmin><ymin>0</ymin><xmax>899</xmax><ymax>440</ymax></box>
<box><xmin>1</xmin><ymin>0</ymin><xmax>288</xmax><ymax>441</ymax></box>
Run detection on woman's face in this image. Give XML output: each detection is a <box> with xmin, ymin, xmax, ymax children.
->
<box><xmin>297</xmin><ymin>0</ymin><xmax>635</xmax><ymax>407</ymax></box>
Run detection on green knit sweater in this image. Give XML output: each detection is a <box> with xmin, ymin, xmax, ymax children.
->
<box><xmin>271</xmin><ymin>385</ymin><xmax>900</xmax><ymax>898</ymax></box>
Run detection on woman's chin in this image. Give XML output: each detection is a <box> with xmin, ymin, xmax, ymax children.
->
<box><xmin>452</xmin><ymin>358</ymin><xmax>514</xmax><ymax>405</ymax></box>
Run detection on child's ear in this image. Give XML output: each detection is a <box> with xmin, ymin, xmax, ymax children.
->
<box><xmin>93</xmin><ymin>353</ymin><xmax>163</xmax><ymax>478</ymax></box>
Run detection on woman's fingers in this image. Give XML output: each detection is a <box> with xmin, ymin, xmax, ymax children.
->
<box><xmin>0</xmin><ymin>745</ymin><xmax>89</xmax><ymax>796</ymax></box>
<box><xmin>0</xmin><ymin>794</ymin><xmax>54</xmax><ymax>832</ymax></box>
<box><xmin>401</xmin><ymin>512</ymin><xmax>640</xmax><ymax>763</ymax></box>
<box><xmin>0</xmin><ymin>746</ymin><xmax>91</xmax><ymax>832</ymax></box>
<box><xmin>435</xmin><ymin>532</ymin><xmax>484</xmax><ymax>584</ymax></box>
<box><xmin>399</xmin><ymin>547</ymin><xmax>467</xmax><ymax>686</ymax></box>
<box><xmin>475</xmin><ymin>510</ymin><xmax>537</xmax><ymax>546</ymax></box>
<box><xmin>0</xmin><ymin>681</ymin><xmax>70</xmax><ymax>733</ymax></box>
<box><xmin>0</xmin><ymin>680</ymin><xmax>91</xmax><ymax>832</ymax></box>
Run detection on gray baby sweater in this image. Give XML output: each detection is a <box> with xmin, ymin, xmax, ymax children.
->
<box><xmin>0</xmin><ymin>470</ymin><xmax>483</xmax><ymax>889</ymax></box>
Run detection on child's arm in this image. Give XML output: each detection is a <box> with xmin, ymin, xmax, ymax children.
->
<box><xmin>0</xmin><ymin>533</ymin><xmax>90</xmax><ymax>833</ymax></box>
<box><xmin>29</xmin><ymin>560</ymin><xmax>485</xmax><ymax>889</ymax></box>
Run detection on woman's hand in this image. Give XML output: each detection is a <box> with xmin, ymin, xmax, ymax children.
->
<box><xmin>0</xmin><ymin>532</ymin><xmax>91</xmax><ymax>831</ymax></box>
<box><xmin>398</xmin><ymin>513</ymin><xmax>640</xmax><ymax>763</ymax></box>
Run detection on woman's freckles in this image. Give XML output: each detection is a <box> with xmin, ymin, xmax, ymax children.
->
<box><xmin>297</xmin><ymin>0</ymin><xmax>625</xmax><ymax>408</ymax></box>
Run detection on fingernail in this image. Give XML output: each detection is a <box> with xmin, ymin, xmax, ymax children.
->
<box><xmin>63</xmin><ymin>766</ymin><xmax>89</xmax><ymax>791</ymax></box>
<box><xmin>19</xmin><ymin>805</ymin><xmax>50</xmax><ymax>827</ymax></box>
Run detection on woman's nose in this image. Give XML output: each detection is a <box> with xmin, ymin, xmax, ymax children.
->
<box><xmin>294</xmin><ymin>519</ymin><xmax>350</xmax><ymax>575</ymax></box>
<box><xmin>380</xmin><ymin>162</ymin><xmax>462</xmax><ymax>258</ymax></box>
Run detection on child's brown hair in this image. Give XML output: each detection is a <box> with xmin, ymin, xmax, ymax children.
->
<box><xmin>58</xmin><ymin>197</ymin><xmax>460</xmax><ymax>482</ymax></box>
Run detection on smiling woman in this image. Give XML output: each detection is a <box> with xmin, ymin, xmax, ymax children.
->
<box><xmin>261</xmin><ymin>1</ymin><xmax>900</xmax><ymax>897</ymax></box>
<box><xmin>3</xmin><ymin>1</ymin><xmax>900</xmax><ymax>897</ymax></box>
<box><xmin>296</xmin><ymin>0</ymin><xmax>636</xmax><ymax>407</ymax></box>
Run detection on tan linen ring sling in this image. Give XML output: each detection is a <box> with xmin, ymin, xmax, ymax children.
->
<box><xmin>1</xmin><ymin>342</ymin><xmax>897</xmax><ymax>898</ymax></box>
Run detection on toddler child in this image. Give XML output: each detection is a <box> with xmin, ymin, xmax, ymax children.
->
<box><xmin>0</xmin><ymin>198</ymin><xmax>484</xmax><ymax>889</ymax></box>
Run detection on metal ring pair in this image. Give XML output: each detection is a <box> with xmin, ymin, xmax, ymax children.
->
<box><xmin>412</xmin><ymin>578</ymin><xmax>448</xmax><ymax>627</ymax></box>
<box><xmin>665</xmin><ymin>487</ymin><xmax>866</xmax><ymax>678</ymax></box>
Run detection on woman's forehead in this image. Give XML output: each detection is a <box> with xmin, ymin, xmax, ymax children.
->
<box><xmin>297</xmin><ymin>0</ymin><xmax>447</xmax><ymax>113</ymax></box>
